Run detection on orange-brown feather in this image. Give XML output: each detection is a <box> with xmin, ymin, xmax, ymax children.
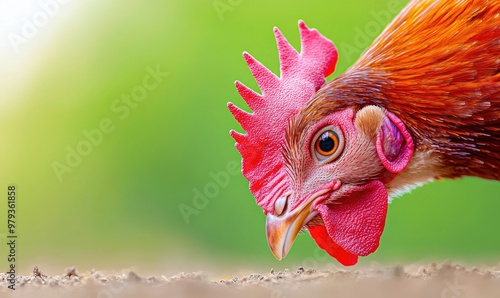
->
<box><xmin>289</xmin><ymin>0</ymin><xmax>500</xmax><ymax>181</ymax></box>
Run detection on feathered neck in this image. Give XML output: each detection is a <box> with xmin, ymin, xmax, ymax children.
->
<box><xmin>303</xmin><ymin>0</ymin><xmax>500</xmax><ymax>181</ymax></box>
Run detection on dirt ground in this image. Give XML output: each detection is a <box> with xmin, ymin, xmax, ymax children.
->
<box><xmin>1</xmin><ymin>263</ymin><xmax>500</xmax><ymax>298</ymax></box>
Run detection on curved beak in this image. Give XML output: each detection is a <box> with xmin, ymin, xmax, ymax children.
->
<box><xmin>266</xmin><ymin>189</ymin><xmax>331</xmax><ymax>260</ymax></box>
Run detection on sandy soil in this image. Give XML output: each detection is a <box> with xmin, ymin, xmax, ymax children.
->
<box><xmin>1</xmin><ymin>263</ymin><xmax>500</xmax><ymax>298</ymax></box>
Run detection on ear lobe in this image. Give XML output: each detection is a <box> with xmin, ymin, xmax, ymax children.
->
<box><xmin>376</xmin><ymin>112</ymin><xmax>414</xmax><ymax>174</ymax></box>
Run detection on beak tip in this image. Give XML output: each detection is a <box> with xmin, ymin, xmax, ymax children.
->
<box><xmin>266</xmin><ymin>210</ymin><xmax>305</xmax><ymax>262</ymax></box>
<box><xmin>268</xmin><ymin>243</ymin><xmax>283</xmax><ymax>260</ymax></box>
<box><xmin>271</xmin><ymin>250</ymin><xmax>283</xmax><ymax>261</ymax></box>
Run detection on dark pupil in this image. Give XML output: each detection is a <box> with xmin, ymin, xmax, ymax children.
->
<box><xmin>319</xmin><ymin>132</ymin><xmax>335</xmax><ymax>152</ymax></box>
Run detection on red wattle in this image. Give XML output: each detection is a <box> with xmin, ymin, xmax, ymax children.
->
<box><xmin>315</xmin><ymin>180</ymin><xmax>388</xmax><ymax>257</ymax></box>
<box><xmin>309</xmin><ymin>225</ymin><xmax>358</xmax><ymax>266</ymax></box>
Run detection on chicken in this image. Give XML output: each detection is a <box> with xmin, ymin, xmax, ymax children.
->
<box><xmin>228</xmin><ymin>0</ymin><xmax>500</xmax><ymax>266</ymax></box>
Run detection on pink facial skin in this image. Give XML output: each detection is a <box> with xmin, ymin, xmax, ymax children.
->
<box><xmin>295</xmin><ymin>108</ymin><xmax>412</xmax><ymax>264</ymax></box>
<box><xmin>376</xmin><ymin>111</ymin><xmax>415</xmax><ymax>174</ymax></box>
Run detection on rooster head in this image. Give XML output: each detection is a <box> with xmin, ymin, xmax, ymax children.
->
<box><xmin>228</xmin><ymin>21</ymin><xmax>414</xmax><ymax>266</ymax></box>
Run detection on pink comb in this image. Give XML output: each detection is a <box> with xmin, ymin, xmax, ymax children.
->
<box><xmin>228</xmin><ymin>20</ymin><xmax>338</xmax><ymax>212</ymax></box>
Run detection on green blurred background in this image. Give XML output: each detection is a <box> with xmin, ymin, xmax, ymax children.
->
<box><xmin>0</xmin><ymin>0</ymin><xmax>499</xmax><ymax>275</ymax></box>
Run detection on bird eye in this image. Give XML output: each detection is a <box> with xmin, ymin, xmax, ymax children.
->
<box><xmin>312</xmin><ymin>126</ymin><xmax>344</xmax><ymax>162</ymax></box>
